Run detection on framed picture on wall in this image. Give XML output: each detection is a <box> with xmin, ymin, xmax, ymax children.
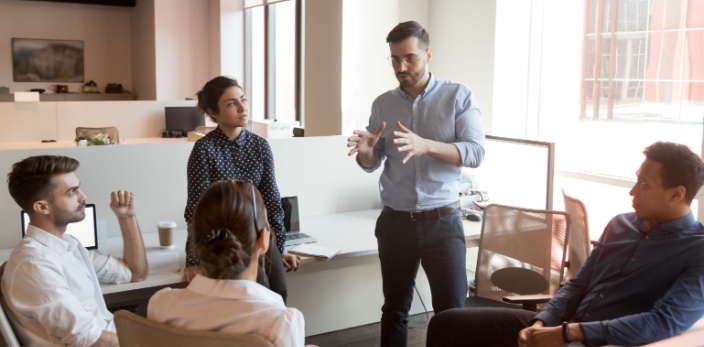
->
<box><xmin>12</xmin><ymin>38</ymin><xmax>85</xmax><ymax>83</ymax></box>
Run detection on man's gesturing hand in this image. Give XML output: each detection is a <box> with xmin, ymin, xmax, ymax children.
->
<box><xmin>394</xmin><ymin>121</ymin><xmax>428</xmax><ymax>164</ymax></box>
<box><xmin>347</xmin><ymin>122</ymin><xmax>386</xmax><ymax>156</ymax></box>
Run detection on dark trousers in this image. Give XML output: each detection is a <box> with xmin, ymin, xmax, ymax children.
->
<box><xmin>426</xmin><ymin>307</ymin><xmax>535</xmax><ymax>347</ymax></box>
<box><xmin>257</xmin><ymin>234</ymin><xmax>288</xmax><ymax>303</ymax></box>
<box><xmin>376</xmin><ymin>208</ymin><xmax>468</xmax><ymax>347</ymax></box>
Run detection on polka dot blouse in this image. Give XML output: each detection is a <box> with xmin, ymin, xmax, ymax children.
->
<box><xmin>184</xmin><ymin>126</ymin><xmax>285</xmax><ymax>267</ymax></box>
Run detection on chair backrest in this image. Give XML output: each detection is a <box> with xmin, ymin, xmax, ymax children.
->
<box><xmin>114</xmin><ymin>310</ymin><xmax>275</xmax><ymax>347</ymax></box>
<box><xmin>194</xmin><ymin>126</ymin><xmax>216</xmax><ymax>135</ymax></box>
<box><xmin>187</xmin><ymin>126</ymin><xmax>216</xmax><ymax>142</ymax></box>
<box><xmin>473</xmin><ymin>204</ymin><xmax>570</xmax><ymax>303</ymax></box>
<box><xmin>561</xmin><ymin>188</ymin><xmax>592</xmax><ymax>280</ymax></box>
<box><xmin>75</xmin><ymin>127</ymin><xmax>120</xmax><ymax>144</ymax></box>
<box><xmin>0</xmin><ymin>263</ymin><xmax>21</xmax><ymax>347</ymax></box>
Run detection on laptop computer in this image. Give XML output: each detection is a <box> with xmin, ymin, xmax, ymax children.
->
<box><xmin>281</xmin><ymin>196</ymin><xmax>317</xmax><ymax>247</ymax></box>
<box><xmin>21</xmin><ymin>203</ymin><xmax>99</xmax><ymax>250</ymax></box>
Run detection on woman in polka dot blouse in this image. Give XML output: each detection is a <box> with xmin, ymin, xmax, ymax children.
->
<box><xmin>182</xmin><ymin>76</ymin><xmax>301</xmax><ymax>302</ymax></box>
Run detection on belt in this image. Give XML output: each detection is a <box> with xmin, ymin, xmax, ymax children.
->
<box><xmin>382</xmin><ymin>202</ymin><xmax>458</xmax><ymax>222</ymax></box>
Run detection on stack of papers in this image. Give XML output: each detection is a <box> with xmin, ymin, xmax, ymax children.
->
<box><xmin>289</xmin><ymin>244</ymin><xmax>341</xmax><ymax>260</ymax></box>
<box><xmin>146</xmin><ymin>247</ymin><xmax>181</xmax><ymax>274</ymax></box>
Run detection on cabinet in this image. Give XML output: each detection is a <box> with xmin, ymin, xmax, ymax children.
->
<box><xmin>0</xmin><ymin>93</ymin><xmax>134</xmax><ymax>102</ymax></box>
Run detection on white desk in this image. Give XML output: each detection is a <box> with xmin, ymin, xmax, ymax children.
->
<box><xmin>0</xmin><ymin>208</ymin><xmax>484</xmax><ymax>335</ymax></box>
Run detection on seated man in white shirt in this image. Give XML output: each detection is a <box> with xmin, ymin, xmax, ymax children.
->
<box><xmin>1</xmin><ymin>155</ymin><xmax>148</xmax><ymax>347</ymax></box>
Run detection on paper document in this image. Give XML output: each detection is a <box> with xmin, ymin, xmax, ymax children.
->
<box><xmin>289</xmin><ymin>244</ymin><xmax>341</xmax><ymax>260</ymax></box>
<box><xmin>146</xmin><ymin>248</ymin><xmax>182</xmax><ymax>274</ymax></box>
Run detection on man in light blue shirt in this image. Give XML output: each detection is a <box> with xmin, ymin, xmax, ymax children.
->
<box><xmin>347</xmin><ymin>20</ymin><xmax>485</xmax><ymax>346</ymax></box>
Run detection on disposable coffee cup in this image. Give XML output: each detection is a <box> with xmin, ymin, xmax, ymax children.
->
<box><xmin>157</xmin><ymin>220</ymin><xmax>177</xmax><ymax>248</ymax></box>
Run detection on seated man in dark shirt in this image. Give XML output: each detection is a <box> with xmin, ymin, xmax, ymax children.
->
<box><xmin>427</xmin><ymin>141</ymin><xmax>704</xmax><ymax>347</ymax></box>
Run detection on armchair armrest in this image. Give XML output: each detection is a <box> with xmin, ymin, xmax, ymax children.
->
<box><xmin>502</xmin><ymin>294</ymin><xmax>553</xmax><ymax>311</ymax></box>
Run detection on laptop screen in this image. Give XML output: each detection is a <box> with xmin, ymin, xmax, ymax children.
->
<box><xmin>21</xmin><ymin>204</ymin><xmax>98</xmax><ymax>250</ymax></box>
<box><xmin>281</xmin><ymin>196</ymin><xmax>300</xmax><ymax>232</ymax></box>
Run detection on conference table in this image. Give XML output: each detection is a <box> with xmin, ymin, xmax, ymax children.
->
<box><xmin>28</xmin><ymin>208</ymin><xmax>484</xmax><ymax>318</ymax></box>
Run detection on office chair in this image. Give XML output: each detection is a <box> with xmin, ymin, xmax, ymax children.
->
<box><xmin>75</xmin><ymin>127</ymin><xmax>120</xmax><ymax>144</ymax></box>
<box><xmin>187</xmin><ymin>126</ymin><xmax>216</xmax><ymax>142</ymax></box>
<box><xmin>466</xmin><ymin>204</ymin><xmax>570</xmax><ymax>311</ymax></box>
<box><xmin>561</xmin><ymin>188</ymin><xmax>592</xmax><ymax>281</ymax></box>
<box><xmin>194</xmin><ymin>126</ymin><xmax>215</xmax><ymax>135</ymax></box>
<box><xmin>114</xmin><ymin>310</ymin><xmax>275</xmax><ymax>347</ymax></box>
<box><xmin>0</xmin><ymin>263</ymin><xmax>21</xmax><ymax>347</ymax></box>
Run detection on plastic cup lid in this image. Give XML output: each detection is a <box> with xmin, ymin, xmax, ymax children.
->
<box><xmin>157</xmin><ymin>220</ymin><xmax>177</xmax><ymax>228</ymax></box>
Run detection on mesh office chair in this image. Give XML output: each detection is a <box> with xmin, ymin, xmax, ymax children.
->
<box><xmin>75</xmin><ymin>127</ymin><xmax>120</xmax><ymax>144</ymax></box>
<box><xmin>466</xmin><ymin>204</ymin><xmax>570</xmax><ymax>311</ymax></box>
<box><xmin>561</xmin><ymin>188</ymin><xmax>592</xmax><ymax>281</ymax></box>
<box><xmin>0</xmin><ymin>263</ymin><xmax>21</xmax><ymax>347</ymax></box>
<box><xmin>114</xmin><ymin>310</ymin><xmax>275</xmax><ymax>347</ymax></box>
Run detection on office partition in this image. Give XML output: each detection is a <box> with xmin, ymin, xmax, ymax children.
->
<box><xmin>468</xmin><ymin>135</ymin><xmax>555</xmax><ymax>210</ymax></box>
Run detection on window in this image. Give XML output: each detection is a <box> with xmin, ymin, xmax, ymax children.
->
<box><xmin>493</xmin><ymin>0</ymin><xmax>703</xmax><ymax>237</ymax></box>
<box><xmin>581</xmin><ymin>0</ymin><xmax>704</xmax><ymax>126</ymax></box>
<box><xmin>244</xmin><ymin>0</ymin><xmax>300</xmax><ymax>123</ymax></box>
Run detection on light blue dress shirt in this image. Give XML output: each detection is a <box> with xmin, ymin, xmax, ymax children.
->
<box><xmin>359</xmin><ymin>74</ymin><xmax>485</xmax><ymax>211</ymax></box>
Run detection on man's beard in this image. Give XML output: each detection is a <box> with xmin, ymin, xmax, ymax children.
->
<box><xmin>53</xmin><ymin>203</ymin><xmax>86</xmax><ymax>227</ymax></box>
<box><xmin>396</xmin><ymin>70</ymin><xmax>424</xmax><ymax>89</ymax></box>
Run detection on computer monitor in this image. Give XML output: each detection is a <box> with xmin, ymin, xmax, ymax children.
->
<box><xmin>164</xmin><ymin>106</ymin><xmax>205</xmax><ymax>136</ymax></box>
<box><xmin>21</xmin><ymin>204</ymin><xmax>98</xmax><ymax>249</ymax></box>
<box><xmin>468</xmin><ymin>135</ymin><xmax>555</xmax><ymax>210</ymax></box>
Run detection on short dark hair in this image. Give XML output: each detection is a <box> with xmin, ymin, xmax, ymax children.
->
<box><xmin>7</xmin><ymin>155</ymin><xmax>80</xmax><ymax>212</ymax></box>
<box><xmin>196</xmin><ymin>76</ymin><xmax>241</xmax><ymax>122</ymax></box>
<box><xmin>191</xmin><ymin>179</ymin><xmax>269</xmax><ymax>280</ymax></box>
<box><xmin>386</xmin><ymin>21</ymin><xmax>430</xmax><ymax>47</ymax></box>
<box><xmin>644</xmin><ymin>141</ymin><xmax>704</xmax><ymax>204</ymax></box>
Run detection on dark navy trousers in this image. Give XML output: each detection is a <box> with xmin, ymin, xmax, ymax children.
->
<box><xmin>375</xmin><ymin>207</ymin><xmax>468</xmax><ymax>346</ymax></box>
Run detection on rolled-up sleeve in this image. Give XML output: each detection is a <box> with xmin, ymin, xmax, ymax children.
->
<box><xmin>91</xmin><ymin>251</ymin><xmax>132</xmax><ymax>284</ymax></box>
<box><xmin>453</xmin><ymin>88</ymin><xmax>485</xmax><ymax>168</ymax></box>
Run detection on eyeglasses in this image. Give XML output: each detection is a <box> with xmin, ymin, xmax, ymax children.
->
<box><xmin>387</xmin><ymin>50</ymin><xmax>427</xmax><ymax>67</ymax></box>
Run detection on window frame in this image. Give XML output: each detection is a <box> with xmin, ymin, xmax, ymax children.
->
<box><xmin>243</xmin><ymin>0</ymin><xmax>302</xmax><ymax>123</ymax></box>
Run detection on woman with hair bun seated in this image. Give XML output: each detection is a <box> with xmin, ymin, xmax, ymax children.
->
<box><xmin>148</xmin><ymin>179</ymin><xmax>305</xmax><ymax>347</ymax></box>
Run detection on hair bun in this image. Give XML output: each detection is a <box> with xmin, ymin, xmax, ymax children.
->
<box><xmin>198</xmin><ymin>228</ymin><xmax>229</xmax><ymax>245</ymax></box>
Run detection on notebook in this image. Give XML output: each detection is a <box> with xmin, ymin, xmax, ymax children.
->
<box><xmin>21</xmin><ymin>203</ymin><xmax>99</xmax><ymax>250</ymax></box>
<box><xmin>281</xmin><ymin>196</ymin><xmax>317</xmax><ymax>247</ymax></box>
<box><xmin>289</xmin><ymin>243</ymin><xmax>341</xmax><ymax>260</ymax></box>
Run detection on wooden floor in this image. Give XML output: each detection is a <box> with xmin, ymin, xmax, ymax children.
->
<box><xmin>305</xmin><ymin>312</ymin><xmax>435</xmax><ymax>347</ymax></box>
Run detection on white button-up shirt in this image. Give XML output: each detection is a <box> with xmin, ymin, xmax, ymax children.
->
<box><xmin>148</xmin><ymin>275</ymin><xmax>305</xmax><ymax>347</ymax></box>
<box><xmin>1</xmin><ymin>225</ymin><xmax>131</xmax><ymax>347</ymax></box>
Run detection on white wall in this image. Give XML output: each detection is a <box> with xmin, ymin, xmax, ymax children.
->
<box><xmin>0</xmin><ymin>135</ymin><xmax>381</xmax><ymax>249</ymax></box>
<box><xmin>429</xmin><ymin>0</ymin><xmax>497</xmax><ymax>135</ymax></box>
<box><xmin>0</xmin><ymin>0</ymin><xmax>133</xmax><ymax>95</ymax></box>
<box><xmin>304</xmin><ymin>0</ymin><xmax>496</xmax><ymax>137</ymax></box>
<box><xmin>340</xmin><ymin>0</ymin><xmax>429</xmax><ymax>136</ymax></box>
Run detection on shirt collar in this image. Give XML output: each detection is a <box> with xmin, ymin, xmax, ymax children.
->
<box><xmin>210</xmin><ymin>126</ymin><xmax>249</xmax><ymax>147</ymax></box>
<box><xmin>397</xmin><ymin>72</ymin><xmax>436</xmax><ymax>100</ymax></box>
<box><xmin>25</xmin><ymin>224</ymin><xmax>72</xmax><ymax>253</ymax></box>
<box><xmin>187</xmin><ymin>274</ymin><xmax>285</xmax><ymax>305</ymax></box>
<box><xmin>632</xmin><ymin>211</ymin><xmax>698</xmax><ymax>236</ymax></box>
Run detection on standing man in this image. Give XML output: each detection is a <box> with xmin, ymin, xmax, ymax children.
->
<box><xmin>2</xmin><ymin>155</ymin><xmax>148</xmax><ymax>347</ymax></box>
<box><xmin>347</xmin><ymin>21</ymin><xmax>485</xmax><ymax>346</ymax></box>
<box><xmin>426</xmin><ymin>141</ymin><xmax>704</xmax><ymax>347</ymax></box>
